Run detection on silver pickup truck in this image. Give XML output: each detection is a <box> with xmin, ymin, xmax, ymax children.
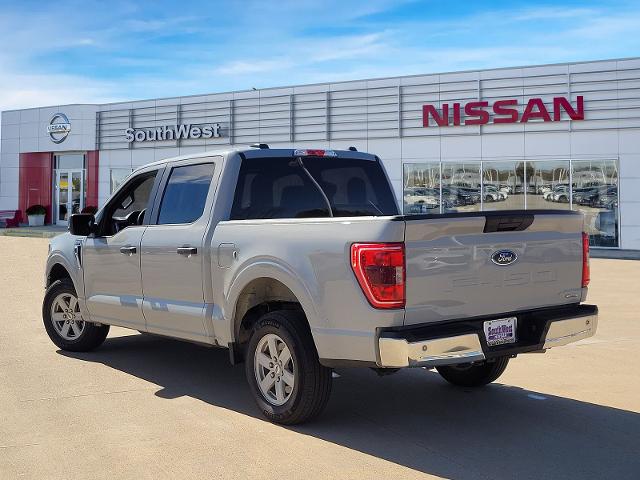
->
<box><xmin>44</xmin><ymin>147</ymin><xmax>598</xmax><ymax>424</ymax></box>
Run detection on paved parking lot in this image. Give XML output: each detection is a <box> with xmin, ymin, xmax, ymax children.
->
<box><xmin>1</xmin><ymin>236</ymin><xmax>639</xmax><ymax>479</ymax></box>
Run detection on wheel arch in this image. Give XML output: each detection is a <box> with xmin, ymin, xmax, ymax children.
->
<box><xmin>233</xmin><ymin>277</ymin><xmax>307</xmax><ymax>348</ymax></box>
<box><xmin>47</xmin><ymin>262</ymin><xmax>73</xmax><ymax>288</ymax></box>
<box><xmin>226</xmin><ymin>261</ymin><xmax>321</xmax><ymax>358</ymax></box>
<box><xmin>45</xmin><ymin>254</ymin><xmax>86</xmax><ymax>316</ymax></box>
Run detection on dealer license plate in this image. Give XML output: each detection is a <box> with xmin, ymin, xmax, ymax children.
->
<box><xmin>483</xmin><ymin>317</ymin><xmax>517</xmax><ymax>346</ymax></box>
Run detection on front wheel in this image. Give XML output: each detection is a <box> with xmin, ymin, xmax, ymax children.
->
<box><xmin>436</xmin><ymin>357</ymin><xmax>509</xmax><ymax>387</ymax></box>
<box><xmin>245</xmin><ymin>310</ymin><xmax>332</xmax><ymax>425</ymax></box>
<box><xmin>42</xmin><ymin>279</ymin><xmax>110</xmax><ymax>352</ymax></box>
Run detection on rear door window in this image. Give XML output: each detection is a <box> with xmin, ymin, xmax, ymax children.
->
<box><xmin>157</xmin><ymin>163</ymin><xmax>215</xmax><ymax>225</ymax></box>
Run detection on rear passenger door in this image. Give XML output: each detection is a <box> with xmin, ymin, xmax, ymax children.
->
<box><xmin>140</xmin><ymin>158</ymin><xmax>218</xmax><ymax>341</ymax></box>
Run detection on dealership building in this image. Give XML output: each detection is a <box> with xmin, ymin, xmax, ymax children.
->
<box><xmin>1</xmin><ymin>57</ymin><xmax>639</xmax><ymax>249</ymax></box>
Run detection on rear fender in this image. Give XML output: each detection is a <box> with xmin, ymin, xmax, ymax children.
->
<box><xmin>224</xmin><ymin>258</ymin><xmax>320</xmax><ymax>346</ymax></box>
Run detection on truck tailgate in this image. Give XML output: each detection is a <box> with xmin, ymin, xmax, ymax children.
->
<box><xmin>403</xmin><ymin>210</ymin><xmax>585</xmax><ymax>326</ymax></box>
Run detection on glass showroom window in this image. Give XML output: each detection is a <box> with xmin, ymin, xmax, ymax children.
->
<box><xmin>525</xmin><ymin>160</ymin><xmax>571</xmax><ymax>210</ymax></box>
<box><xmin>403</xmin><ymin>162</ymin><xmax>482</xmax><ymax>214</ymax></box>
<box><xmin>441</xmin><ymin>163</ymin><xmax>481</xmax><ymax>213</ymax></box>
<box><xmin>571</xmin><ymin>159</ymin><xmax>619</xmax><ymax>247</ymax></box>
<box><xmin>482</xmin><ymin>161</ymin><xmax>524</xmax><ymax>211</ymax></box>
<box><xmin>110</xmin><ymin>169</ymin><xmax>133</xmax><ymax>194</ymax></box>
<box><xmin>403</xmin><ymin>163</ymin><xmax>441</xmax><ymax>214</ymax></box>
<box><xmin>403</xmin><ymin>159</ymin><xmax>619</xmax><ymax>247</ymax></box>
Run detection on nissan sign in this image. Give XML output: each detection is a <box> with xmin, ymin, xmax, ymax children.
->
<box><xmin>47</xmin><ymin>113</ymin><xmax>71</xmax><ymax>143</ymax></box>
<box><xmin>423</xmin><ymin>96</ymin><xmax>584</xmax><ymax>127</ymax></box>
<box><xmin>125</xmin><ymin>123</ymin><xmax>222</xmax><ymax>142</ymax></box>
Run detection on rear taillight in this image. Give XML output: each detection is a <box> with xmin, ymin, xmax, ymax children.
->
<box><xmin>351</xmin><ymin>243</ymin><xmax>405</xmax><ymax>309</ymax></box>
<box><xmin>582</xmin><ymin>232</ymin><xmax>590</xmax><ymax>288</ymax></box>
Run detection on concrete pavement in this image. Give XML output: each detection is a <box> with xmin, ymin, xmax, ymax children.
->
<box><xmin>1</xmin><ymin>236</ymin><xmax>639</xmax><ymax>479</ymax></box>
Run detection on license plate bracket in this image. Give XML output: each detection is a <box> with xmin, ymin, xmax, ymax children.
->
<box><xmin>483</xmin><ymin>317</ymin><xmax>517</xmax><ymax>346</ymax></box>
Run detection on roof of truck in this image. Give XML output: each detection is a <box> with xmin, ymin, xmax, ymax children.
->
<box><xmin>132</xmin><ymin>146</ymin><xmax>378</xmax><ymax>172</ymax></box>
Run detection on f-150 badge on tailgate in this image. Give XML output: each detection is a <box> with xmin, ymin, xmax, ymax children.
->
<box><xmin>491</xmin><ymin>249</ymin><xmax>518</xmax><ymax>266</ymax></box>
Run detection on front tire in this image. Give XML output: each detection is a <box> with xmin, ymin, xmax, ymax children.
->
<box><xmin>436</xmin><ymin>357</ymin><xmax>509</xmax><ymax>387</ymax></box>
<box><xmin>42</xmin><ymin>279</ymin><xmax>110</xmax><ymax>352</ymax></box>
<box><xmin>245</xmin><ymin>309</ymin><xmax>332</xmax><ymax>425</ymax></box>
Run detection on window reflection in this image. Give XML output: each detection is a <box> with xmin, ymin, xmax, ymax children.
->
<box><xmin>482</xmin><ymin>162</ymin><xmax>523</xmax><ymax>211</ymax></box>
<box><xmin>403</xmin><ymin>163</ymin><xmax>441</xmax><ymax>214</ymax></box>
<box><xmin>572</xmin><ymin>160</ymin><xmax>619</xmax><ymax>247</ymax></box>
<box><xmin>402</xmin><ymin>159</ymin><xmax>619</xmax><ymax>247</ymax></box>
<box><xmin>441</xmin><ymin>163</ymin><xmax>481</xmax><ymax>213</ymax></box>
<box><xmin>526</xmin><ymin>161</ymin><xmax>571</xmax><ymax>210</ymax></box>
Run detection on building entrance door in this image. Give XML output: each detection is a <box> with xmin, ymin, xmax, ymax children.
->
<box><xmin>54</xmin><ymin>170</ymin><xmax>84</xmax><ymax>225</ymax></box>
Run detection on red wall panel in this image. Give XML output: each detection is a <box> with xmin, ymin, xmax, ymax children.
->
<box><xmin>19</xmin><ymin>152</ymin><xmax>53</xmax><ymax>224</ymax></box>
<box><xmin>86</xmin><ymin>150</ymin><xmax>99</xmax><ymax>208</ymax></box>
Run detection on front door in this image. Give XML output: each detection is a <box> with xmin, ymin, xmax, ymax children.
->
<box><xmin>140</xmin><ymin>160</ymin><xmax>217</xmax><ymax>342</ymax></box>
<box><xmin>55</xmin><ymin>170</ymin><xmax>84</xmax><ymax>225</ymax></box>
<box><xmin>82</xmin><ymin>167</ymin><xmax>162</xmax><ymax>329</ymax></box>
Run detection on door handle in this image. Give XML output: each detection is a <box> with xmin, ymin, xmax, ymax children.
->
<box><xmin>177</xmin><ymin>247</ymin><xmax>198</xmax><ymax>256</ymax></box>
<box><xmin>120</xmin><ymin>246</ymin><xmax>137</xmax><ymax>255</ymax></box>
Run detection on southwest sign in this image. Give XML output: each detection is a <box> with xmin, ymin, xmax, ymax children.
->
<box><xmin>125</xmin><ymin>123</ymin><xmax>222</xmax><ymax>142</ymax></box>
<box><xmin>423</xmin><ymin>96</ymin><xmax>584</xmax><ymax>127</ymax></box>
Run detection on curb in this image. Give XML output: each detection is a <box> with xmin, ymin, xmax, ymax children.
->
<box><xmin>0</xmin><ymin>229</ymin><xmax>64</xmax><ymax>238</ymax></box>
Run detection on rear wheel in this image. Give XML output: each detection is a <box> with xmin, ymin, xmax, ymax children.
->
<box><xmin>436</xmin><ymin>357</ymin><xmax>509</xmax><ymax>387</ymax></box>
<box><xmin>245</xmin><ymin>309</ymin><xmax>332</xmax><ymax>425</ymax></box>
<box><xmin>42</xmin><ymin>279</ymin><xmax>110</xmax><ymax>352</ymax></box>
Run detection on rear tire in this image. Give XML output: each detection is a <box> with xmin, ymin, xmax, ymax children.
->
<box><xmin>245</xmin><ymin>309</ymin><xmax>332</xmax><ymax>425</ymax></box>
<box><xmin>42</xmin><ymin>279</ymin><xmax>110</xmax><ymax>352</ymax></box>
<box><xmin>436</xmin><ymin>357</ymin><xmax>509</xmax><ymax>387</ymax></box>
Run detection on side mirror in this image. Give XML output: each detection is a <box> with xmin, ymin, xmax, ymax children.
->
<box><xmin>69</xmin><ymin>213</ymin><xmax>97</xmax><ymax>236</ymax></box>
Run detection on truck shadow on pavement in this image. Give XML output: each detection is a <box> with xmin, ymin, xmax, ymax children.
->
<box><xmin>60</xmin><ymin>333</ymin><xmax>640</xmax><ymax>480</ymax></box>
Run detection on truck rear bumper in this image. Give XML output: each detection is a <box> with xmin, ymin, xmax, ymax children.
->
<box><xmin>377</xmin><ymin>304</ymin><xmax>598</xmax><ymax>368</ymax></box>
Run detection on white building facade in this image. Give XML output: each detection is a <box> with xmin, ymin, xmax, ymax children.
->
<box><xmin>1</xmin><ymin>57</ymin><xmax>639</xmax><ymax>249</ymax></box>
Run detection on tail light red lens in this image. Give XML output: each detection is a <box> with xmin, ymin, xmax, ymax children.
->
<box><xmin>351</xmin><ymin>243</ymin><xmax>405</xmax><ymax>309</ymax></box>
<box><xmin>582</xmin><ymin>232</ymin><xmax>590</xmax><ymax>288</ymax></box>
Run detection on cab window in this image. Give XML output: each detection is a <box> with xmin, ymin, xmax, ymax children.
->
<box><xmin>230</xmin><ymin>158</ymin><xmax>329</xmax><ymax>220</ymax></box>
<box><xmin>156</xmin><ymin>163</ymin><xmax>215</xmax><ymax>225</ymax></box>
<box><xmin>101</xmin><ymin>170</ymin><xmax>158</xmax><ymax>235</ymax></box>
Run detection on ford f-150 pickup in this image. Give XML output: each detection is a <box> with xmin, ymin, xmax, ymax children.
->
<box><xmin>43</xmin><ymin>146</ymin><xmax>598</xmax><ymax>424</ymax></box>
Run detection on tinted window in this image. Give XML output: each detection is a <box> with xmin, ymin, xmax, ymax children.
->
<box><xmin>303</xmin><ymin>157</ymin><xmax>398</xmax><ymax>216</ymax></box>
<box><xmin>102</xmin><ymin>170</ymin><xmax>158</xmax><ymax>235</ymax></box>
<box><xmin>157</xmin><ymin>163</ymin><xmax>215</xmax><ymax>224</ymax></box>
<box><xmin>230</xmin><ymin>158</ymin><xmax>330</xmax><ymax>220</ymax></box>
<box><xmin>113</xmin><ymin>175</ymin><xmax>155</xmax><ymax>218</ymax></box>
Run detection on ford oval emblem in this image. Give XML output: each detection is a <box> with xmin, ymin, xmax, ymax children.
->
<box><xmin>491</xmin><ymin>249</ymin><xmax>518</xmax><ymax>266</ymax></box>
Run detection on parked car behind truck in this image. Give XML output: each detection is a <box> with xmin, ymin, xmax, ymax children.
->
<box><xmin>43</xmin><ymin>147</ymin><xmax>598</xmax><ymax>424</ymax></box>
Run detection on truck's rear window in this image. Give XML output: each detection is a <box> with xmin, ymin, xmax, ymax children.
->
<box><xmin>230</xmin><ymin>156</ymin><xmax>398</xmax><ymax>220</ymax></box>
<box><xmin>302</xmin><ymin>157</ymin><xmax>398</xmax><ymax>217</ymax></box>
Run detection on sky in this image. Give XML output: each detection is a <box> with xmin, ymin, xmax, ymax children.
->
<box><xmin>0</xmin><ymin>0</ymin><xmax>639</xmax><ymax>111</ymax></box>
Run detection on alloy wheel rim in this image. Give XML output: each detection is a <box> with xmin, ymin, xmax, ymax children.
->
<box><xmin>50</xmin><ymin>292</ymin><xmax>85</xmax><ymax>341</ymax></box>
<box><xmin>254</xmin><ymin>333</ymin><xmax>295</xmax><ymax>406</ymax></box>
